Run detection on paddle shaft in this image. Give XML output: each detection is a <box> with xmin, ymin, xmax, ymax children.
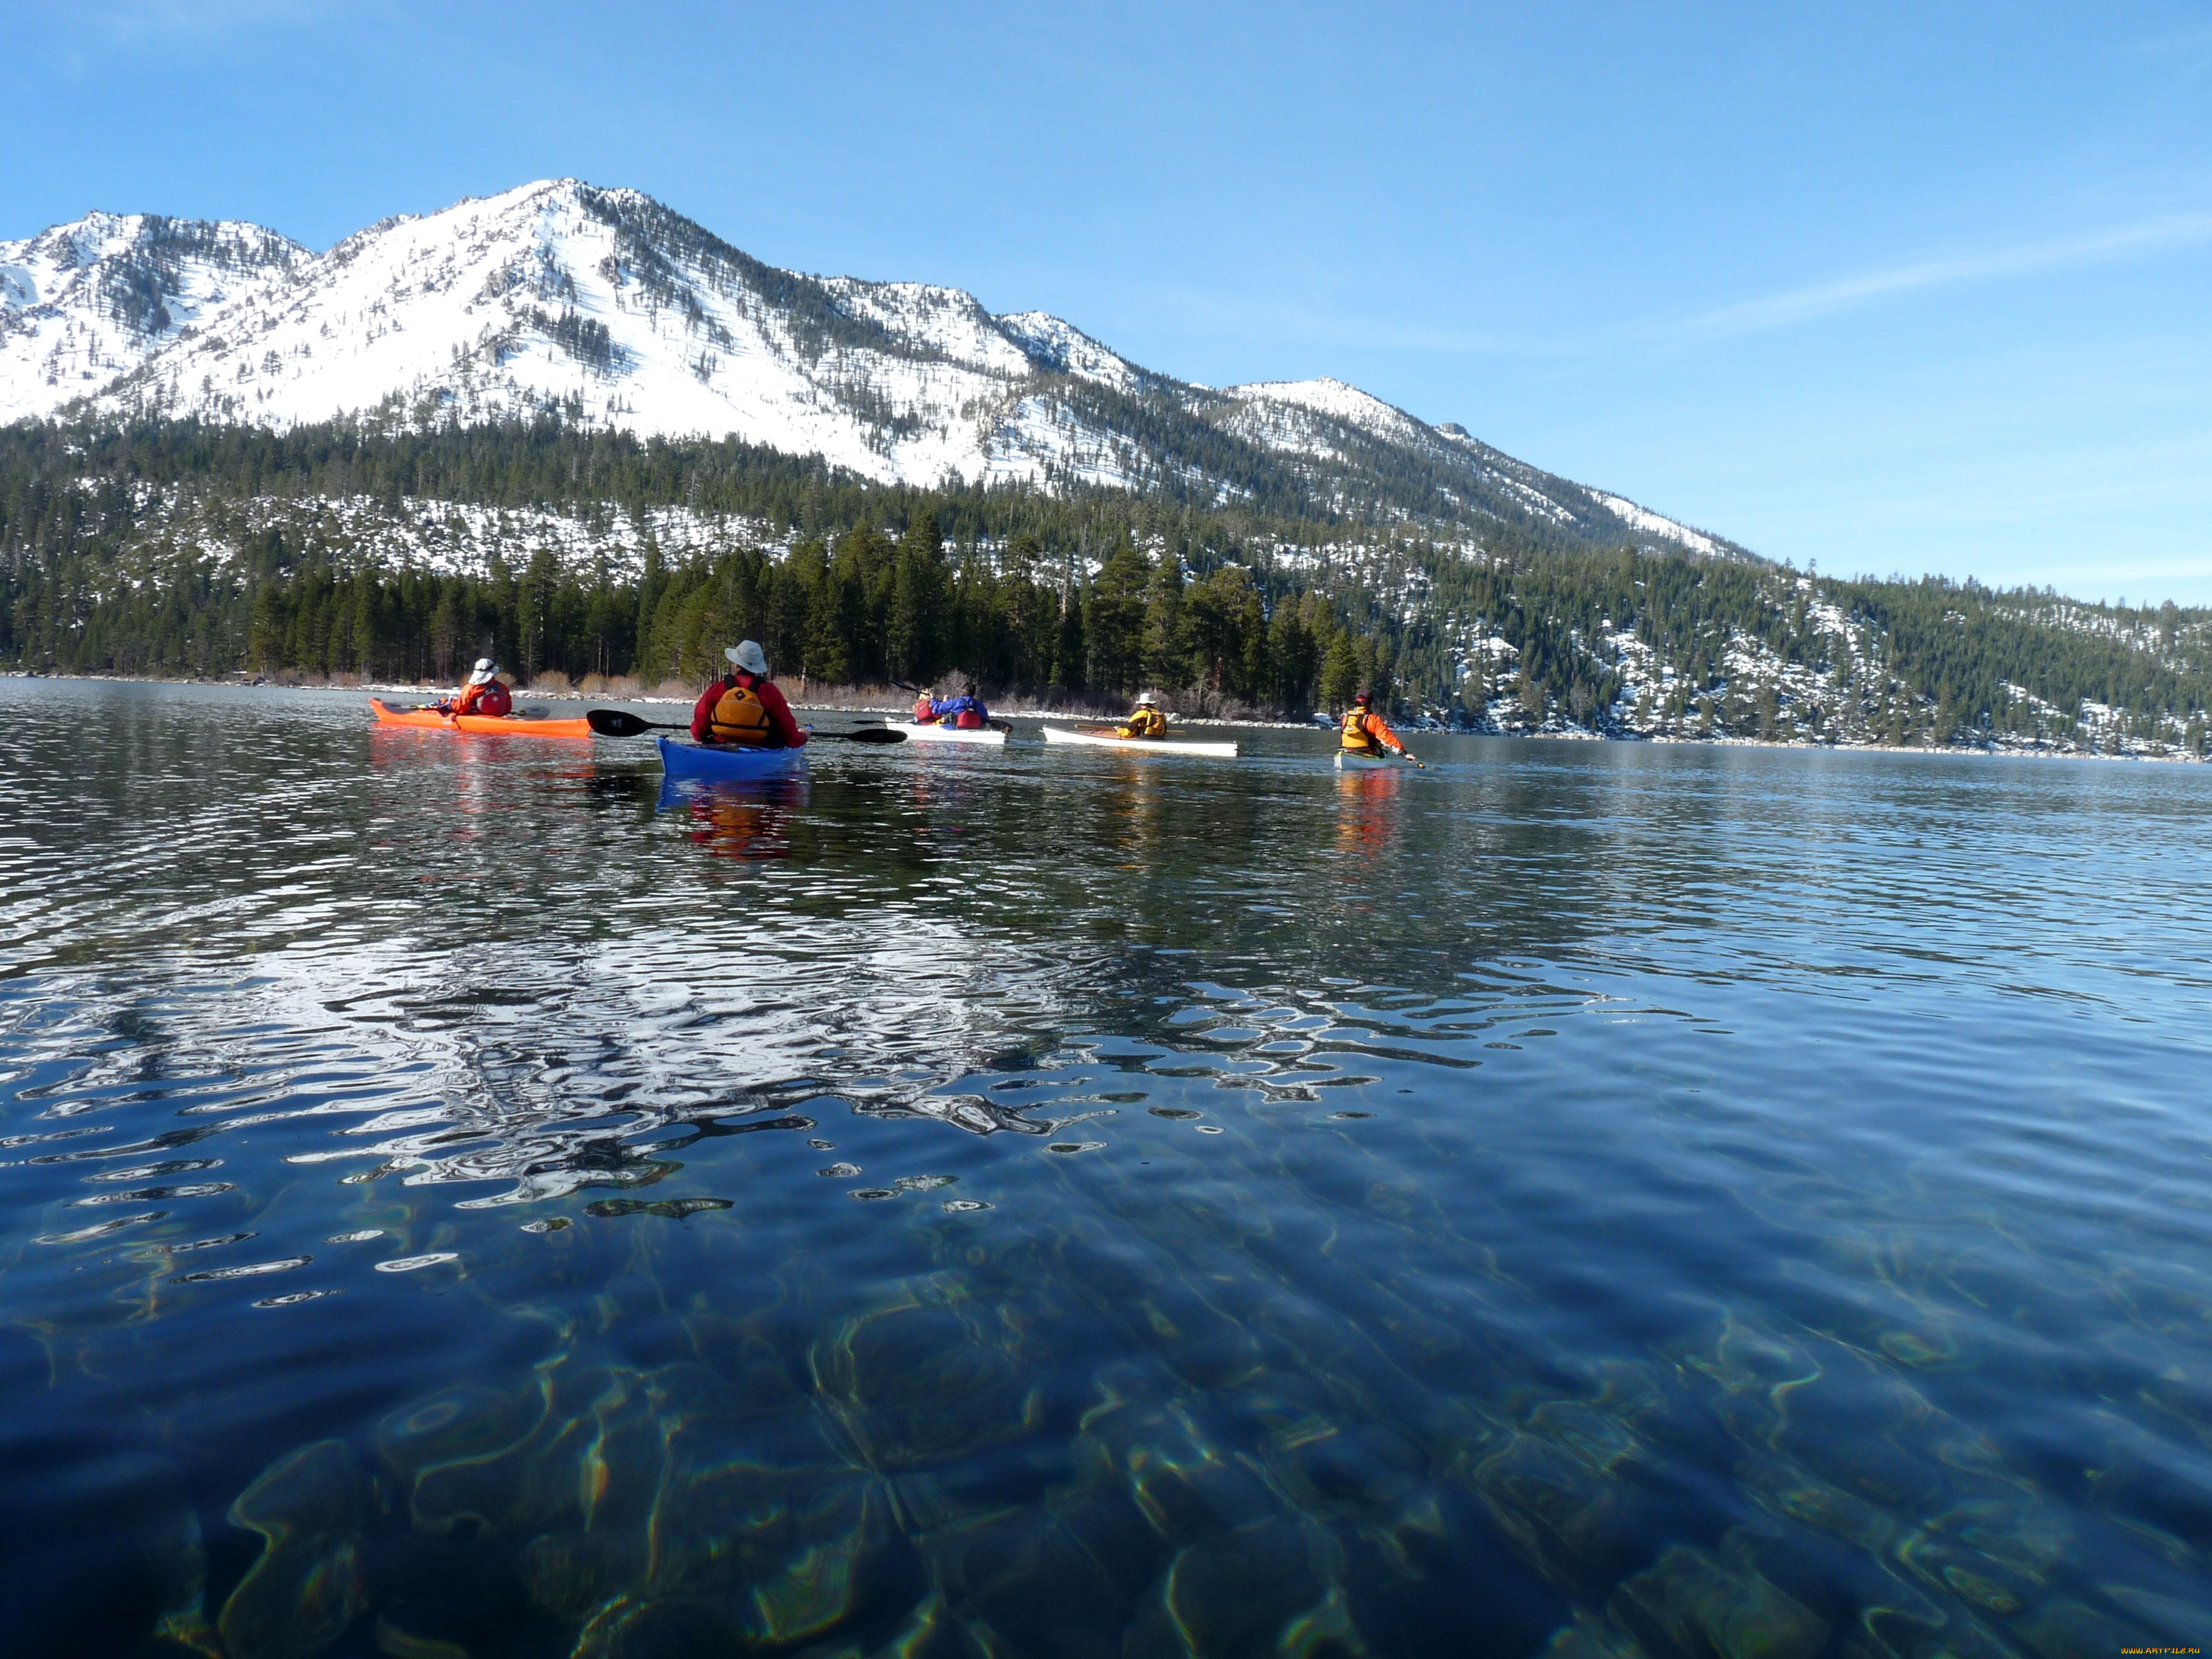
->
<box><xmin>583</xmin><ymin>708</ymin><xmax>903</xmax><ymax>743</ymax></box>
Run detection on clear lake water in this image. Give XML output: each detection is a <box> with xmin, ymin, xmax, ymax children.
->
<box><xmin>2</xmin><ymin>678</ymin><xmax>2210</xmax><ymax>1658</ymax></box>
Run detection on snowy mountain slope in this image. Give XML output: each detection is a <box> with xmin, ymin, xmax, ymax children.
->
<box><xmin>0</xmin><ymin>213</ymin><xmax>304</xmax><ymax>424</ymax></box>
<box><xmin>1195</xmin><ymin>378</ymin><xmax>1737</xmax><ymax>552</ymax></box>
<box><xmin>1591</xmin><ymin>494</ymin><xmax>1720</xmax><ymax>557</ymax></box>
<box><xmin>2</xmin><ymin>179</ymin><xmax>1737</xmax><ymax>557</ymax></box>
<box><xmin>1216</xmin><ymin>377</ymin><xmax>1436</xmax><ymax>452</ymax></box>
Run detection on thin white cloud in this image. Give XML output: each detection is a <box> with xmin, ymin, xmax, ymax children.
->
<box><xmin>1667</xmin><ymin>212</ymin><xmax>2212</xmax><ymax>341</ymax></box>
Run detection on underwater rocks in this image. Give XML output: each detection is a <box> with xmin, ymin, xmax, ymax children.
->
<box><xmin>218</xmin><ymin>1439</ymin><xmax>375</xmax><ymax>1659</ymax></box>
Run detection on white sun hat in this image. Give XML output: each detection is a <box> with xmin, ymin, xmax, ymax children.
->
<box><xmin>468</xmin><ymin>659</ymin><xmax>497</xmax><ymax>684</ymax></box>
<box><xmin>725</xmin><ymin>641</ymin><xmax>768</xmax><ymax>674</ymax></box>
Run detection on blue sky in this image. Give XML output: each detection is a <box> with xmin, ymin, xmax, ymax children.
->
<box><xmin>9</xmin><ymin>1</ymin><xmax>2212</xmax><ymax>603</ymax></box>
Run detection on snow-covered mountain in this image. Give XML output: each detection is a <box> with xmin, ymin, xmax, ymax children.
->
<box><xmin>0</xmin><ymin>179</ymin><xmax>1732</xmax><ymax>555</ymax></box>
<box><xmin>0</xmin><ymin>212</ymin><xmax>306</xmax><ymax>424</ymax></box>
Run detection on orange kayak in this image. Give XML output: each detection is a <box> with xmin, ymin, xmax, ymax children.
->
<box><xmin>369</xmin><ymin>697</ymin><xmax>595</xmax><ymax>739</ymax></box>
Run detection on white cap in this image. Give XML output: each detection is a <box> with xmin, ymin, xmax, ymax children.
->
<box><xmin>725</xmin><ymin>640</ymin><xmax>768</xmax><ymax>674</ymax></box>
<box><xmin>1135</xmin><ymin>691</ymin><xmax>1158</xmax><ymax>705</ymax></box>
<box><xmin>468</xmin><ymin>659</ymin><xmax>497</xmax><ymax>684</ymax></box>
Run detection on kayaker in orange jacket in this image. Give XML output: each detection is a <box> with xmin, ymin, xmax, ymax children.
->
<box><xmin>691</xmin><ymin>641</ymin><xmax>808</xmax><ymax>748</ymax></box>
<box><xmin>1341</xmin><ymin>691</ymin><xmax>1407</xmax><ymax>759</ymax></box>
<box><xmin>441</xmin><ymin>659</ymin><xmax>512</xmax><ymax>719</ymax></box>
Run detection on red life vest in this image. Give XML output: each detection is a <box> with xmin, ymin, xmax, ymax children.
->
<box><xmin>458</xmin><ymin>679</ymin><xmax>512</xmax><ymax>718</ymax></box>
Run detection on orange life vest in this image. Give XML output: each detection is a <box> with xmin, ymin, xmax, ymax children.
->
<box><xmin>709</xmin><ymin>677</ymin><xmax>774</xmax><ymax>745</ymax></box>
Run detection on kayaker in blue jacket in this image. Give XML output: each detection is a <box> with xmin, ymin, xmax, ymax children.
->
<box><xmin>918</xmin><ymin>680</ymin><xmax>991</xmax><ymax>729</ymax></box>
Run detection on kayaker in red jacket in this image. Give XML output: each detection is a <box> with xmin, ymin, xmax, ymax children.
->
<box><xmin>691</xmin><ymin>641</ymin><xmax>808</xmax><ymax>748</ymax></box>
<box><xmin>441</xmin><ymin>659</ymin><xmax>512</xmax><ymax>719</ymax></box>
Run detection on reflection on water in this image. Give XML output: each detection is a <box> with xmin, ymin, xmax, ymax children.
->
<box><xmin>663</xmin><ymin>776</ymin><xmax>808</xmax><ymax>862</ymax></box>
<box><xmin>3</xmin><ymin>679</ymin><xmax>2211</xmax><ymax>1656</ymax></box>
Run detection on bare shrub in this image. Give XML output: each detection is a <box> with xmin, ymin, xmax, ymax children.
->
<box><xmin>784</xmin><ymin>680</ymin><xmax>907</xmax><ymax>712</ymax></box>
<box><xmin>528</xmin><ymin>671</ymin><xmax>574</xmax><ymax>695</ymax></box>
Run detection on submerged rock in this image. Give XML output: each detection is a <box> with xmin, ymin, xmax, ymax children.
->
<box><xmin>917</xmin><ymin>1492</ymin><xmax>1154</xmax><ymax>1658</ymax></box>
<box><xmin>218</xmin><ymin>1439</ymin><xmax>376</xmax><ymax>1659</ymax></box>
<box><xmin>568</xmin><ymin>1596</ymin><xmax>750</xmax><ymax>1659</ymax></box>
<box><xmin>375</xmin><ymin>1382</ymin><xmax>550</xmax><ymax>1499</ymax></box>
<box><xmin>1609</xmin><ymin>1540</ymin><xmax>1829</xmax><ymax>1659</ymax></box>
<box><xmin>811</xmin><ymin>1292</ymin><xmax>1038</xmax><ymax>1469</ymax></box>
<box><xmin>646</xmin><ymin>1466</ymin><xmax>908</xmax><ymax>1647</ymax></box>
<box><xmin>1467</xmin><ymin>1432</ymin><xmax>1641</xmax><ymax>1597</ymax></box>
<box><xmin>1079</xmin><ymin>1396</ymin><xmax>1279</xmax><ymax>1547</ymax></box>
<box><xmin>1124</xmin><ymin>1515</ymin><xmax>1369</xmax><ymax>1657</ymax></box>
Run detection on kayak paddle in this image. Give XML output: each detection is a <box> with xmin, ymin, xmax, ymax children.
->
<box><xmin>584</xmin><ymin>709</ymin><xmax>905</xmax><ymax>743</ymax></box>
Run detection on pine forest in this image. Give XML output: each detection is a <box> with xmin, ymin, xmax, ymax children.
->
<box><xmin>3</xmin><ymin>418</ymin><xmax>2207</xmax><ymax>757</ymax></box>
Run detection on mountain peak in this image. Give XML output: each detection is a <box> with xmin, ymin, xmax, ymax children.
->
<box><xmin>0</xmin><ymin>181</ymin><xmax>1735</xmax><ymax>557</ymax></box>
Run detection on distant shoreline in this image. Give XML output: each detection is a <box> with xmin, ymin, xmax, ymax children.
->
<box><xmin>2</xmin><ymin>670</ymin><xmax>2201</xmax><ymax>762</ymax></box>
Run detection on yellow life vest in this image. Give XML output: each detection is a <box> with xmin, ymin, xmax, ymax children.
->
<box><xmin>1123</xmin><ymin>706</ymin><xmax>1167</xmax><ymax>740</ymax></box>
<box><xmin>708</xmin><ymin>677</ymin><xmax>774</xmax><ymax>745</ymax></box>
<box><xmin>1342</xmin><ymin>708</ymin><xmax>1380</xmax><ymax>752</ymax></box>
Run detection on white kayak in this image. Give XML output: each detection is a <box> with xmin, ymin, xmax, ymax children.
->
<box><xmin>896</xmin><ymin>720</ymin><xmax>1008</xmax><ymax>746</ymax></box>
<box><xmin>1041</xmin><ymin>725</ymin><xmax>1239</xmax><ymax>759</ymax></box>
<box><xmin>1335</xmin><ymin>749</ymin><xmax>1416</xmax><ymax>771</ymax></box>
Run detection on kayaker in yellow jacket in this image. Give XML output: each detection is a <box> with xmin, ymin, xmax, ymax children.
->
<box><xmin>1120</xmin><ymin>692</ymin><xmax>1169</xmax><ymax>740</ymax></box>
<box><xmin>1341</xmin><ymin>691</ymin><xmax>1409</xmax><ymax>759</ymax></box>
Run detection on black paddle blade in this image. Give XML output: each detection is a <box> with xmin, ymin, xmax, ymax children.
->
<box><xmin>830</xmin><ymin>726</ymin><xmax>906</xmax><ymax>743</ymax></box>
<box><xmin>585</xmin><ymin>708</ymin><xmax>660</xmax><ymax>737</ymax></box>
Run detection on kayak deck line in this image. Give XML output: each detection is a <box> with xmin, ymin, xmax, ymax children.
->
<box><xmin>1039</xmin><ymin>725</ymin><xmax>1239</xmax><ymax>758</ymax></box>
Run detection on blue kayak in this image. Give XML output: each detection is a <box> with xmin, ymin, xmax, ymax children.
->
<box><xmin>656</xmin><ymin>736</ymin><xmax>809</xmax><ymax>781</ymax></box>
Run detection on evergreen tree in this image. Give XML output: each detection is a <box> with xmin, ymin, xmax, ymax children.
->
<box><xmin>1319</xmin><ymin>633</ymin><xmax>1360</xmax><ymax>710</ymax></box>
<box><xmin>1053</xmin><ymin>583</ymin><xmax>1087</xmax><ymax>700</ymax></box>
<box><xmin>518</xmin><ymin>546</ymin><xmax>557</xmax><ymax>681</ymax></box>
<box><xmin>1086</xmin><ymin>537</ymin><xmax>1149</xmax><ymax>695</ymax></box>
<box><xmin>1142</xmin><ymin>551</ymin><xmax>1189</xmax><ymax>691</ymax></box>
<box><xmin>1268</xmin><ymin>600</ymin><xmax>1318</xmax><ymax>714</ymax></box>
<box><xmin>888</xmin><ymin>509</ymin><xmax>949</xmax><ymax>683</ymax></box>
